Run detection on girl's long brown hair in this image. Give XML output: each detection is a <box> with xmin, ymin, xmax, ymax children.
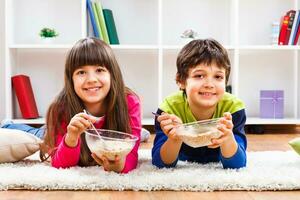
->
<box><xmin>40</xmin><ymin>38</ymin><xmax>132</xmax><ymax>166</ymax></box>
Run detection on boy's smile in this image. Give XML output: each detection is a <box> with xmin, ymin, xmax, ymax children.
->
<box><xmin>180</xmin><ymin>63</ymin><xmax>226</xmax><ymax>118</ymax></box>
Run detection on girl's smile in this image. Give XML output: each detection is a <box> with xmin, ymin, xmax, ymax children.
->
<box><xmin>73</xmin><ymin>65</ymin><xmax>111</xmax><ymax>108</ymax></box>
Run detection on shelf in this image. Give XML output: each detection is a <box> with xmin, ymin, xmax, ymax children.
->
<box><xmin>111</xmin><ymin>45</ymin><xmax>158</xmax><ymax>50</ymax></box>
<box><xmin>246</xmin><ymin>117</ymin><xmax>300</xmax><ymax>125</ymax></box>
<box><xmin>238</xmin><ymin>45</ymin><xmax>300</xmax><ymax>50</ymax></box>
<box><xmin>3</xmin><ymin>0</ymin><xmax>300</xmax><ymax>126</ymax></box>
<box><xmin>9</xmin><ymin>44</ymin><xmax>73</xmax><ymax>49</ymax></box>
<box><xmin>12</xmin><ymin>117</ymin><xmax>300</xmax><ymax>126</ymax></box>
<box><xmin>11</xmin><ymin>117</ymin><xmax>155</xmax><ymax>126</ymax></box>
<box><xmin>11</xmin><ymin>118</ymin><xmax>46</xmax><ymax>125</ymax></box>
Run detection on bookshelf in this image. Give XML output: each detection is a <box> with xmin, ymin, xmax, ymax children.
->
<box><xmin>2</xmin><ymin>0</ymin><xmax>300</xmax><ymax>125</ymax></box>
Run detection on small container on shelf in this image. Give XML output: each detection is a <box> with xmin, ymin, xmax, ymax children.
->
<box><xmin>260</xmin><ymin>90</ymin><xmax>284</xmax><ymax>119</ymax></box>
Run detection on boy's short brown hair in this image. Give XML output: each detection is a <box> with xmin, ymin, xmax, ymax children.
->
<box><xmin>176</xmin><ymin>39</ymin><xmax>231</xmax><ymax>85</ymax></box>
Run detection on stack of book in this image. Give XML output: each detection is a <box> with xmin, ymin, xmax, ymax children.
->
<box><xmin>278</xmin><ymin>10</ymin><xmax>300</xmax><ymax>45</ymax></box>
<box><xmin>87</xmin><ymin>0</ymin><xmax>119</xmax><ymax>44</ymax></box>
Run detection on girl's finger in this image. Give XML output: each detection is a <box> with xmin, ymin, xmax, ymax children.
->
<box><xmin>91</xmin><ymin>153</ymin><xmax>103</xmax><ymax>166</ymax></box>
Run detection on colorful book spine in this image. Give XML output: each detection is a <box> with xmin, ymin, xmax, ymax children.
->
<box><xmin>12</xmin><ymin>75</ymin><xmax>39</xmax><ymax>119</ymax></box>
<box><xmin>87</xmin><ymin>0</ymin><xmax>100</xmax><ymax>38</ymax></box>
<box><xmin>293</xmin><ymin>10</ymin><xmax>300</xmax><ymax>45</ymax></box>
<box><xmin>284</xmin><ymin>10</ymin><xmax>296</xmax><ymax>45</ymax></box>
<box><xmin>91</xmin><ymin>2</ymin><xmax>103</xmax><ymax>40</ymax></box>
<box><xmin>294</xmin><ymin>21</ymin><xmax>300</xmax><ymax>44</ymax></box>
<box><xmin>278</xmin><ymin>15</ymin><xmax>289</xmax><ymax>45</ymax></box>
<box><xmin>289</xmin><ymin>10</ymin><xmax>299</xmax><ymax>45</ymax></box>
<box><xmin>94</xmin><ymin>0</ymin><xmax>110</xmax><ymax>44</ymax></box>
<box><xmin>103</xmin><ymin>9</ymin><xmax>119</xmax><ymax>44</ymax></box>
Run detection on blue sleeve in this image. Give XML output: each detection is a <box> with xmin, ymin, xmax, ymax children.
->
<box><xmin>220</xmin><ymin>109</ymin><xmax>247</xmax><ymax>169</ymax></box>
<box><xmin>151</xmin><ymin>109</ymin><xmax>178</xmax><ymax>168</ymax></box>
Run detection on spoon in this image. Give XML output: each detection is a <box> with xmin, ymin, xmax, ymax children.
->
<box><xmin>83</xmin><ymin>109</ymin><xmax>103</xmax><ymax>140</ymax></box>
<box><xmin>151</xmin><ymin>112</ymin><xmax>181</xmax><ymax>125</ymax></box>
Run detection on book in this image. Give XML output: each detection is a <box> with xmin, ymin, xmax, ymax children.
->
<box><xmin>278</xmin><ymin>15</ymin><xmax>289</xmax><ymax>45</ymax></box>
<box><xmin>294</xmin><ymin>19</ymin><xmax>300</xmax><ymax>44</ymax></box>
<box><xmin>87</xmin><ymin>0</ymin><xmax>100</xmax><ymax>38</ymax></box>
<box><xmin>103</xmin><ymin>9</ymin><xmax>120</xmax><ymax>44</ymax></box>
<box><xmin>11</xmin><ymin>75</ymin><xmax>39</xmax><ymax>119</ymax></box>
<box><xmin>94</xmin><ymin>0</ymin><xmax>110</xmax><ymax>44</ymax></box>
<box><xmin>289</xmin><ymin>10</ymin><xmax>300</xmax><ymax>44</ymax></box>
<box><xmin>284</xmin><ymin>10</ymin><xmax>296</xmax><ymax>45</ymax></box>
<box><xmin>91</xmin><ymin>2</ymin><xmax>103</xmax><ymax>40</ymax></box>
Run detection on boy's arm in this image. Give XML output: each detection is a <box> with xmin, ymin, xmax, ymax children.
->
<box><xmin>151</xmin><ymin>109</ymin><xmax>181</xmax><ymax>168</ymax></box>
<box><xmin>219</xmin><ymin>109</ymin><xmax>247</xmax><ymax>169</ymax></box>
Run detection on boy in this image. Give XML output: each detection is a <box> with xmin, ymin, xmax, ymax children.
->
<box><xmin>152</xmin><ymin>39</ymin><xmax>247</xmax><ymax>169</ymax></box>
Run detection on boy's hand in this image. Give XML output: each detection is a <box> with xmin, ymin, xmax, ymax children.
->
<box><xmin>157</xmin><ymin>113</ymin><xmax>182</xmax><ymax>141</ymax></box>
<box><xmin>91</xmin><ymin>153</ymin><xmax>125</xmax><ymax>173</ymax></box>
<box><xmin>65</xmin><ymin>112</ymin><xmax>98</xmax><ymax>147</ymax></box>
<box><xmin>208</xmin><ymin>112</ymin><xmax>235</xmax><ymax>148</ymax></box>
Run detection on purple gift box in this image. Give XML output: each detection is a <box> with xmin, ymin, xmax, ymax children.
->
<box><xmin>260</xmin><ymin>90</ymin><xmax>284</xmax><ymax>119</ymax></box>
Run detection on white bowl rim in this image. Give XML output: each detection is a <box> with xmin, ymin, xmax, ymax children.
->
<box><xmin>85</xmin><ymin>128</ymin><xmax>138</xmax><ymax>142</ymax></box>
<box><xmin>175</xmin><ymin>118</ymin><xmax>221</xmax><ymax>128</ymax></box>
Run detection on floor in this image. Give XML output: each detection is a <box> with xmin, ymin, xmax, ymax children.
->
<box><xmin>1</xmin><ymin>126</ymin><xmax>300</xmax><ymax>200</ymax></box>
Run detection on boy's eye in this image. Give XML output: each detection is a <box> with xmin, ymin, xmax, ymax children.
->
<box><xmin>215</xmin><ymin>75</ymin><xmax>224</xmax><ymax>80</ymax></box>
<box><xmin>194</xmin><ymin>74</ymin><xmax>204</xmax><ymax>79</ymax></box>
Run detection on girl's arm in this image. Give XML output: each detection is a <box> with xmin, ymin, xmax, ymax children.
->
<box><xmin>51</xmin><ymin>132</ymin><xmax>81</xmax><ymax>168</ymax></box>
<box><xmin>121</xmin><ymin>94</ymin><xmax>142</xmax><ymax>173</ymax></box>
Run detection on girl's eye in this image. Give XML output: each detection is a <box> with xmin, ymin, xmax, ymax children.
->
<box><xmin>96</xmin><ymin>68</ymin><xmax>105</xmax><ymax>73</ymax></box>
<box><xmin>77</xmin><ymin>70</ymin><xmax>86</xmax><ymax>75</ymax></box>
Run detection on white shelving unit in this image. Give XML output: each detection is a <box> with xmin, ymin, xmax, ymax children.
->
<box><xmin>3</xmin><ymin>0</ymin><xmax>300</xmax><ymax>125</ymax></box>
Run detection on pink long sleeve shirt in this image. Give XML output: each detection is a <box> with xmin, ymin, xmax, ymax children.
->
<box><xmin>51</xmin><ymin>94</ymin><xmax>141</xmax><ymax>173</ymax></box>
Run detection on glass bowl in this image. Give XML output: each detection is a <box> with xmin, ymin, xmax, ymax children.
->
<box><xmin>85</xmin><ymin>129</ymin><xmax>138</xmax><ymax>161</ymax></box>
<box><xmin>175</xmin><ymin>118</ymin><xmax>221</xmax><ymax>148</ymax></box>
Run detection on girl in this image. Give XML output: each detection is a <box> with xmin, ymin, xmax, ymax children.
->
<box><xmin>41</xmin><ymin>37</ymin><xmax>141</xmax><ymax>173</ymax></box>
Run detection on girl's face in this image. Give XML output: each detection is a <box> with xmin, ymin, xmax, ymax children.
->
<box><xmin>181</xmin><ymin>63</ymin><xmax>226</xmax><ymax>111</ymax></box>
<box><xmin>73</xmin><ymin>65</ymin><xmax>111</xmax><ymax>109</ymax></box>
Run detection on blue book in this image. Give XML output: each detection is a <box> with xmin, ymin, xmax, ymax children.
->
<box><xmin>292</xmin><ymin>10</ymin><xmax>300</xmax><ymax>44</ymax></box>
<box><xmin>87</xmin><ymin>0</ymin><xmax>100</xmax><ymax>38</ymax></box>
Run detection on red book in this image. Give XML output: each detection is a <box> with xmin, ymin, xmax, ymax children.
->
<box><xmin>12</xmin><ymin>75</ymin><xmax>39</xmax><ymax>119</ymax></box>
<box><xmin>284</xmin><ymin>10</ymin><xmax>296</xmax><ymax>45</ymax></box>
<box><xmin>278</xmin><ymin>15</ymin><xmax>290</xmax><ymax>45</ymax></box>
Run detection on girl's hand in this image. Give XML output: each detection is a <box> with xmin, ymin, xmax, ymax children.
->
<box><xmin>91</xmin><ymin>153</ymin><xmax>125</xmax><ymax>173</ymax></box>
<box><xmin>208</xmin><ymin>112</ymin><xmax>235</xmax><ymax>149</ymax></box>
<box><xmin>157</xmin><ymin>112</ymin><xmax>182</xmax><ymax>141</ymax></box>
<box><xmin>65</xmin><ymin>112</ymin><xmax>97</xmax><ymax>147</ymax></box>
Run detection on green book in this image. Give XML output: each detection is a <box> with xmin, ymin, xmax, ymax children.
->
<box><xmin>103</xmin><ymin>9</ymin><xmax>119</xmax><ymax>44</ymax></box>
<box><xmin>91</xmin><ymin>2</ymin><xmax>103</xmax><ymax>40</ymax></box>
<box><xmin>95</xmin><ymin>0</ymin><xmax>110</xmax><ymax>44</ymax></box>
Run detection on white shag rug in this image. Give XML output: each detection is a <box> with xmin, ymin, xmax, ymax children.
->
<box><xmin>0</xmin><ymin>150</ymin><xmax>300</xmax><ymax>191</ymax></box>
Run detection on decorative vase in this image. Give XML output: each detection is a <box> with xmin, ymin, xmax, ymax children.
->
<box><xmin>40</xmin><ymin>37</ymin><xmax>55</xmax><ymax>44</ymax></box>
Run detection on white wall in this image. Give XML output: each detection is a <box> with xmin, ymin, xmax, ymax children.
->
<box><xmin>0</xmin><ymin>0</ymin><xmax>5</xmax><ymax>121</ymax></box>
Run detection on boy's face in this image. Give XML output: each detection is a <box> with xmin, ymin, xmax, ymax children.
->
<box><xmin>180</xmin><ymin>63</ymin><xmax>226</xmax><ymax>111</ymax></box>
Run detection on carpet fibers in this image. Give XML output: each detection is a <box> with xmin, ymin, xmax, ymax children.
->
<box><xmin>0</xmin><ymin>150</ymin><xmax>299</xmax><ymax>191</ymax></box>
